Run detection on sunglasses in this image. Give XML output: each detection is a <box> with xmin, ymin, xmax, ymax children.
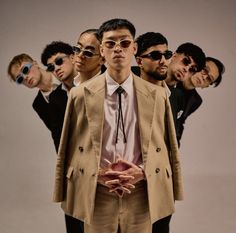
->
<box><xmin>182</xmin><ymin>57</ymin><xmax>198</xmax><ymax>74</ymax></box>
<box><xmin>102</xmin><ymin>39</ymin><xmax>133</xmax><ymax>49</ymax></box>
<box><xmin>73</xmin><ymin>46</ymin><xmax>99</xmax><ymax>58</ymax></box>
<box><xmin>15</xmin><ymin>63</ymin><xmax>33</xmax><ymax>84</ymax></box>
<box><xmin>46</xmin><ymin>55</ymin><xmax>68</xmax><ymax>72</ymax></box>
<box><xmin>140</xmin><ymin>50</ymin><xmax>173</xmax><ymax>61</ymax></box>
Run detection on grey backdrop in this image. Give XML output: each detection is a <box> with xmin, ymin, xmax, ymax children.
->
<box><xmin>1</xmin><ymin>0</ymin><xmax>236</xmax><ymax>232</ymax></box>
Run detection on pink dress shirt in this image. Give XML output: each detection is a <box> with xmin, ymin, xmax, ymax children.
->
<box><xmin>100</xmin><ymin>72</ymin><xmax>142</xmax><ymax>169</ymax></box>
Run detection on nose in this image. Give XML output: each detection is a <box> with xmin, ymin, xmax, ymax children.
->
<box><xmin>114</xmin><ymin>44</ymin><xmax>122</xmax><ymax>52</ymax></box>
<box><xmin>75</xmin><ymin>51</ymin><xmax>84</xmax><ymax>58</ymax></box>
<box><xmin>159</xmin><ymin>54</ymin><xmax>166</xmax><ymax>64</ymax></box>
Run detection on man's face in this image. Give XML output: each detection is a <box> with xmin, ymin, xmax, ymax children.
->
<box><xmin>168</xmin><ymin>53</ymin><xmax>198</xmax><ymax>82</ymax></box>
<box><xmin>74</xmin><ymin>33</ymin><xmax>103</xmax><ymax>73</ymax></box>
<box><xmin>190</xmin><ymin>60</ymin><xmax>219</xmax><ymax>88</ymax></box>
<box><xmin>11</xmin><ymin>61</ymin><xmax>41</xmax><ymax>88</ymax></box>
<box><xmin>46</xmin><ymin>53</ymin><xmax>75</xmax><ymax>82</ymax></box>
<box><xmin>137</xmin><ymin>44</ymin><xmax>171</xmax><ymax>80</ymax></box>
<box><xmin>100</xmin><ymin>28</ymin><xmax>137</xmax><ymax>71</ymax></box>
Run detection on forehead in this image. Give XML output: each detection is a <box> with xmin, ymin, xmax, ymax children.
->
<box><xmin>102</xmin><ymin>28</ymin><xmax>133</xmax><ymax>40</ymax></box>
<box><xmin>77</xmin><ymin>33</ymin><xmax>100</xmax><ymax>50</ymax></box>
<box><xmin>206</xmin><ymin>60</ymin><xmax>219</xmax><ymax>81</ymax></box>
<box><xmin>47</xmin><ymin>52</ymin><xmax>67</xmax><ymax>63</ymax></box>
<box><xmin>145</xmin><ymin>44</ymin><xmax>168</xmax><ymax>54</ymax></box>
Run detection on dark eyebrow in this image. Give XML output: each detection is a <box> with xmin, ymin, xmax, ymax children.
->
<box><xmin>77</xmin><ymin>43</ymin><xmax>96</xmax><ymax>51</ymax></box>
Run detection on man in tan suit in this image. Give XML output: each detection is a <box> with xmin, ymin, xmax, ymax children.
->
<box><xmin>53</xmin><ymin>18</ymin><xmax>183</xmax><ymax>233</ymax></box>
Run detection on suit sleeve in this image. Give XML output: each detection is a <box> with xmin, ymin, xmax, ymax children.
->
<box><xmin>53</xmin><ymin>90</ymin><xmax>74</xmax><ymax>202</ymax></box>
<box><xmin>166</xmin><ymin>96</ymin><xmax>184</xmax><ymax>200</ymax></box>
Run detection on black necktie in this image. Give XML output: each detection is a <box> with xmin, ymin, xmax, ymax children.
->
<box><xmin>115</xmin><ymin>86</ymin><xmax>127</xmax><ymax>143</ymax></box>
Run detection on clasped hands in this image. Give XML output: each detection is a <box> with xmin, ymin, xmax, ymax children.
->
<box><xmin>98</xmin><ymin>159</ymin><xmax>145</xmax><ymax>197</ymax></box>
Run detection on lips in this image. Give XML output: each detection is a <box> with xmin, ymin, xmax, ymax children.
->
<box><xmin>176</xmin><ymin>70</ymin><xmax>184</xmax><ymax>80</ymax></box>
<box><xmin>113</xmin><ymin>55</ymin><xmax>124</xmax><ymax>59</ymax></box>
<box><xmin>56</xmin><ymin>71</ymin><xmax>64</xmax><ymax>78</ymax></box>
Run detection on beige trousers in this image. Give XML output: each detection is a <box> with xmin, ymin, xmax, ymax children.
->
<box><xmin>85</xmin><ymin>181</ymin><xmax>151</xmax><ymax>233</ymax></box>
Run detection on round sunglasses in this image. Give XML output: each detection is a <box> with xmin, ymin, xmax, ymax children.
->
<box><xmin>140</xmin><ymin>50</ymin><xmax>173</xmax><ymax>61</ymax></box>
<box><xmin>15</xmin><ymin>63</ymin><xmax>33</xmax><ymax>84</ymax></box>
<box><xmin>46</xmin><ymin>55</ymin><xmax>68</xmax><ymax>72</ymax></box>
<box><xmin>102</xmin><ymin>39</ymin><xmax>133</xmax><ymax>49</ymax></box>
<box><xmin>181</xmin><ymin>57</ymin><xmax>198</xmax><ymax>74</ymax></box>
<box><xmin>73</xmin><ymin>46</ymin><xmax>100</xmax><ymax>58</ymax></box>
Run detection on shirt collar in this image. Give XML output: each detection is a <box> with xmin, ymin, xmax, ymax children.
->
<box><xmin>105</xmin><ymin>71</ymin><xmax>133</xmax><ymax>96</ymax></box>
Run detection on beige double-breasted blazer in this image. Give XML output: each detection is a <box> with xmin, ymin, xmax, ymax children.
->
<box><xmin>53</xmin><ymin>73</ymin><xmax>183</xmax><ymax>224</ymax></box>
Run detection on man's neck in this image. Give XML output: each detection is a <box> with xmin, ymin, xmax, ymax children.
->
<box><xmin>63</xmin><ymin>70</ymin><xmax>78</xmax><ymax>91</ymax></box>
<box><xmin>37</xmin><ymin>69</ymin><xmax>53</xmax><ymax>92</ymax></box>
<box><xmin>183</xmin><ymin>78</ymin><xmax>195</xmax><ymax>90</ymax></box>
<box><xmin>107</xmin><ymin>67</ymin><xmax>131</xmax><ymax>84</ymax></box>
<box><xmin>80</xmin><ymin>66</ymin><xmax>101</xmax><ymax>84</ymax></box>
<box><xmin>165</xmin><ymin>73</ymin><xmax>177</xmax><ymax>87</ymax></box>
<box><xmin>140</xmin><ymin>71</ymin><xmax>163</xmax><ymax>86</ymax></box>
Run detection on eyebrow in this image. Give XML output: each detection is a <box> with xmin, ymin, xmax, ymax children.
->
<box><xmin>103</xmin><ymin>35</ymin><xmax>132</xmax><ymax>41</ymax></box>
<box><xmin>77</xmin><ymin>43</ymin><xmax>96</xmax><ymax>51</ymax></box>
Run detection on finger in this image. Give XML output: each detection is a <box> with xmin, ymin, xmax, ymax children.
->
<box><xmin>105</xmin><ymin>170</ymin><xmax>124</xmax><ymax>175</ymax></box>
<box><xmin>123</xmin><ymin>183</ymin><xmax>135</xmax><ymax>189</ymax></box>
<box><xmin>105</xmin><ymin>179</ymin><xmax>120</xmax><ymax>185</ymax></box>
<box><xmin>119</xmin><ymin>175</ymin><xmax>134</xmax><ymax>180</ymax></box>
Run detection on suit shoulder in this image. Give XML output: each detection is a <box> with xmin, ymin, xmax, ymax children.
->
<box><xmin>134</xmin><ymin>75</ymin><xmax>167</xmax><ymax>98</ymax></box>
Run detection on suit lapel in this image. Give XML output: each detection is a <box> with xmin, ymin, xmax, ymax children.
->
<box><xmin>84</xmin><ymin>75</ymin><xmax>106</xmax><ymax>164</ymax></box>
<box><xmin>134</xmin><ymin>76</ymin><xmax>156</xmax><ymax>165</ymax></box>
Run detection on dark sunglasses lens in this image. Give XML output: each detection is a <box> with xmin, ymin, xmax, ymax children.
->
<box><xmin>183</xmin><ymin>57</ymin><xmax>191</xmax><ymax>66</ymax></box>
<box><xmin>164</xmin><ymin>51</ymin><xmax>173</xmax><ymax>59</ymax></box>
<box><xmin>150</xmin><ymin>51</ymin><xmax>162</xmax><ymax>60</ymax></box>
<box><xmin>120</xmin><ymin>40</ymin><xmax>131</xmax><ymax>48</ymax></box>
<box><xmin>55</xmin><ymin>57</ymin><xmax>63</xmax><ymax>66</ymax></box>
<box><xmin>47</xmin><ymin>64</ymin><xmax>55</xmax><ymax>72</ymax></box>
<box><xmin>104</xmin><ymin>41</ymin><xmax>116</xmax><ymax>48</ymax></box>
<box><xmin>189</xmin><ymin>66</ymin><xmax>198</xmax><ymax>73</ymax></box>
<box><xmin>83</xmin><ymin>51</ymin><xmax>94</xmax><ymax>58</ymax></box>
<box><xmin>22</xmin><ymin>66</ymin><xmax>30</xmax><ymax>75</ymax></box>
<box><xmin>16</xmin><ymin>75</ymin><xmax>24</xmax><ymax>84</ymax></box>
<box><xmin>73</xmin><ymin>46</ymin><xmax>81</xmax><ymax>53</ymax></box>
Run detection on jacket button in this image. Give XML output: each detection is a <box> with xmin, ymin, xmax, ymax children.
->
<box><xmin>156</xmin><ymin>147</ymin><xmax>161</xmax><ymax>152</ymax></box>
<box><xmin>155</xmin><ymin>168</ymin><xmax>160</xmax><ymax>173</ymax></box>
<box><xmin>79</xmin><ymin>146</ymin><xmax>84</xmax><ymax>152</ymax></box>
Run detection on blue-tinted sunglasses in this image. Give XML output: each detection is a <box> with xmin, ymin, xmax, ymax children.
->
<box><xmin>15</xmin><ymin>63</ymin><xmax>33</xmax><ymax>84</ymax></box>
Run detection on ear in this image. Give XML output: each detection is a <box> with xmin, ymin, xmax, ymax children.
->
<box><xmin>133</xmin><ymin>42</ymin><xmax>138</xmax><ymax>55</ymax></box>
<box><xmin>69</xmin><ymin>54</ymin><xmax>75</xmax><ymax>64</ymax></box>
<box><xmin>100</xmin><ymin>44</ymin><xmax>104</xmax><ymax>57</ymax></box>
<box><xmin>136</xmin><ymin>57</ymin><xmax>143</xmax><ymax>69</ymax></box>
<box><xmin>99</xmin><ymin>56</ymin><xmax>106</xmax><ymax>65</ymax></box>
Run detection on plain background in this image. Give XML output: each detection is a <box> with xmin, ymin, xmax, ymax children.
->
<box><xmin>0</xmin><ymin>0</ymin><xmax>236</xmax><ymax>232</ymax></box>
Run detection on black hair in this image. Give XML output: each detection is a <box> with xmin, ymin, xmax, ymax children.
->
<box><xmin>41</xmin><ymin>41</ymin><xmax>73</xmax><ymax>66</ymax></box>
<box><xmin>206</xmin><ymin>57</ymin><xmax>225</xmax><ymax>87</ymax></box>
<box><xmin>98</xmin><ymin>18</ymin><xmax>136</xmax><ymax>41</ymax></box>
<box><xmin>176</xmin><ymin>42</ymin><xmax>206</xmax><ymax>72</ymax></box>
<box><xmin>79</xmin><ymin>29</ymin><xmax>100</xmax><ymax>41</ymax></box>
<box><xmin>135</xmin><ymin>32</ymin><xmax>168</xmax><ymax>57</ymax></box>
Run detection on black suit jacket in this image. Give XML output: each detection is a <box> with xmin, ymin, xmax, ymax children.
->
<box><xmin>48</xmin><ymin>84</ymin><xmax>68</xmax><ymax>152</ymax></box>
<box><xmin>32</xmin><ymin>91</ymin><xmax>51</xmax><ymax>130</ymax></box>
<box><xmin>176</xmin><ymin>83</ymin><xmax>202</xmax><ymax>142</ymax></box>
<box><xmin>32</xmin><ymin>85</ymin><xmax>68</xmax><ymax>152</ymax></box>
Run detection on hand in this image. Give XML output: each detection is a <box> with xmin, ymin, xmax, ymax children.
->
<box><xmin>105</xmin><ymin>159</ymin><xmax>145</xmax><ymax>186</ymax></box>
